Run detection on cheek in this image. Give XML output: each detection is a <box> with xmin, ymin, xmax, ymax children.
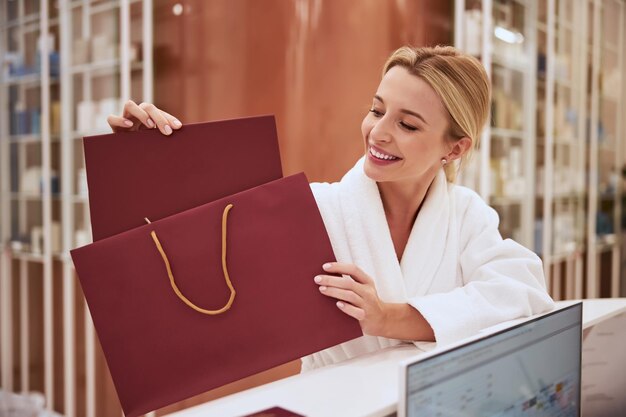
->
<box><xmin>361</xmin><ymin>116</ymin><xmax>373</xmax><ymax>140</ymax></box>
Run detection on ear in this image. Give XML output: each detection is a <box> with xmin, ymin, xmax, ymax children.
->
<box><xmin>445</xmin><ymin>137</ymin><xmax>472</xmax><ymax>162</ymax></box>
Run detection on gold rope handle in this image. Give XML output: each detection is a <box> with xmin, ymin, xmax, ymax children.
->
<box><xmin>147</xmin><ymin>204</ymin><xmax>236</xmax><ymax>315</ymax></box>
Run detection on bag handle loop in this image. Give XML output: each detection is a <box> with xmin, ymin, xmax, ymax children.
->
<box><xmin>146</xmin><ymin>204</ymin><xmax>236</xmax><ymax>315</ymax></box>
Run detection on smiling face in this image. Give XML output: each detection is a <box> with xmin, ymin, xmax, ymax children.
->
<box><xmin>362</xmin><ymin>66</ymin><xmax>452</xmax><ymax>187</ymax></box>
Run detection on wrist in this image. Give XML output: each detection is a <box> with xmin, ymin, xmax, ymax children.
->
<box><xmin>379</xmin><ymin>302</ymin><xmax>436</xmax><ymax>342</ymax></box>
<box><xmin>379</xmin><ymin>302</ymin><xmax>392</xmax><ymax>338</ymax></box>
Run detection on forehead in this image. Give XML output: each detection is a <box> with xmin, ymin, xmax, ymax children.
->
<box><xmin>376</xmin><ymin>66</ymin><xmax>447</xmax><ymax>125</ymax></box>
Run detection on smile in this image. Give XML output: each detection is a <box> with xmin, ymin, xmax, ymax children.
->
<box><xmin>368</xmin><ymin>146</ymin><xmax>401</xmax><ymax>161</ymax></box>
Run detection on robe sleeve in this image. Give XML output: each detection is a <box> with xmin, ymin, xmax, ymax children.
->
<box><xmin>407</xmin><ymin>192</ymin><xmax>555</xmax><ymax>347</ymax></box>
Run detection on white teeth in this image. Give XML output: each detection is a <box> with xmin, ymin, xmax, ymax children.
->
<box><xmin>370</xmin><ymin>147</ymin><xmax>398</xmax><ymax>161</ymax></box>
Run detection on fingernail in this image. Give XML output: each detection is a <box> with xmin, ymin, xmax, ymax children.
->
<box><xmin>164</xmin><ymin>125</ymin><xmax>173</xmax><ymax>135</ymax></box>
<box><xmin>337</xmin><ymin>302</ymin><xmax>345</xmax><ymax>308</ymax></box>
<box><xmin>123</xmin><ymin>119</ymin><xmax>133</xmax><ymax>127</ymax></box>
<box><xmin>319</xmin><ymin>286</ymin><xmax>327</xmax><ymax>292</ymax></box>
<box><xmin>314</xmin><ymin>276</ymin><xmax>322</xmax><ymax>283</ymax></box>
<box><xmin>147</xmin><ymin>118</ymin><xmax>155</xmax><ymax>128</ymax></box>
<box><xmin>173</xmin><ymin>119</ymin><xmax>182</xmax><ymax>127</ymax></box>
<box><xmin>323</xmin><ymin>263</ymin><xmax>332</xmax><ymax>270</ymax></box>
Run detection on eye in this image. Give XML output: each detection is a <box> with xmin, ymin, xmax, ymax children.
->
<box><xmin>369</xmin><ymin>108</ymin><xmax>383</xmax><ymax>117</ymax></box>
<box><xmin>400</xmin><ymin>121</ymin><xmax>418</xmax><ymax>132</ymax></box>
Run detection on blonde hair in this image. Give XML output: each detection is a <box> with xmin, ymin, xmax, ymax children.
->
<box><xmin>383</xmin><ymin>45</ymin><xmax>491</xmax><ymax>182</ymax></box>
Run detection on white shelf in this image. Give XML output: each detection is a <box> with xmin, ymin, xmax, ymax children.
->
<box><xmin>536</xmin><ymin>137</ymin><xmax>580</xmax><ymax>146</ymax></box>
<box><xmin>10</xmin><ymin>193</ymin><xmax>62</xmax><ymax>201</ymax></box>
<box><xmin>2</xmin><ymin>13</ymin><xmax>40</xmax><ymax>28</ymax></box>
<box><xmin>22</xmin><ymin>18</ymin><xmax>61</xmax><ymax>33</ymax></box>
<box><xmin>6</xmin><ymin>134</ymin><xmax>61</xmax><ymax>144</ymax></box>
<box><xmin>596</xmin><ymin>234</ymin><xmax>618</xmax><ymax>252</ymax></box>
<box><xmin>69</xmin><ymin>0</ymin><xmax>142</xmax><ymax>14</ymax></box>
<box><xmin>8</xmin><ymin>249</ymin><xmax>67</xmax><ymax>263</ymax></box>
<box><xmin>490</xmin><ymin>195</ymin><xmax>525</xmax><ymax>206</ymax></box>
<box><xmin>549</xmin><ymin>248</ymin><xmax>583</xmax><ymax>264</ymax></box>
<box><xmin>10</xmin><ymin>250</ymin><xmax>45</xmax><ymax>263</ymax></box>
<box><xmin>70</xmin><ymin>59</ymin><xmax>143</xmax><ymax>76</ymax></box>
<box><xmin>1</xmin><ymin>74</ymin><xmax>60</xmax><ymax>87</ymax></box>
<box><xmin>72</xmin><ymin>195</ymin><xmax>88</xmax><ymax>203</ymax></box>
<box><xmin>537</xmin><ymin>192</ymin><xmax>586</xmax><ymax>201</ymax></box>
<box><xmin>537</xmin><ymin>73</ymin><xmax>572</xmax><ymax>89</ymax></box>
<box><xmin>490</xmin><ymin>127</ymin><xmax>525</xmax><ymax>140</ymax></box>
<box><xmin>492</xmin><ymin>52</ymin><xmax>531</xmax><ymax>73</ymax></box>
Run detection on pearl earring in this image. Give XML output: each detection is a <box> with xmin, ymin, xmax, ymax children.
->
<box><xmin>441</xmin><ymin>158</ymin><xmax>447</xmax><ymax>166</ymax></box>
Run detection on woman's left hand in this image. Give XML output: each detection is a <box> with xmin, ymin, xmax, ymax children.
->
<box><xmin>314</xmin><ymin>262</ymin><xmax>388</xmax><ymax>337</ymax></box>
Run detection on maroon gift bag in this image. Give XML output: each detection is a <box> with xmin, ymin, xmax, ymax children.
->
<box><xmin>71</xmin><ymin>174</ymin><xmax>363</xmax><ymax>417</ymax></box>
<box><xmin>83</xmin><ymin>115</ymin><xmax>283</xmax><ymax>241</ymax></box>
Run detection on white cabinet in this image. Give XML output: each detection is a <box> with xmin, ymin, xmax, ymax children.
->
<box><xmin>455</xmin><ymin>0</ymin><xmax>625</xmax><ymax>300</ymax></box>
<box><xmin>0</xmin><ymin>1</ymin><xmax>152</xmax><ymax>415</ymax></box>
<box><xmin>456</xmin><ymin>0</ymin><xmax>538</xmax><ymax>249</ymax></box>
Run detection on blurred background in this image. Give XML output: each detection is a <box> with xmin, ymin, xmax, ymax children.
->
<box><xmin>0</xmin><ymin>0</ymin><xmax>625</xmax><ymax>416</ymax></box>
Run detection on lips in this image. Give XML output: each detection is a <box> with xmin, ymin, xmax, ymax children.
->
<box><xmin>368</xmin><ymin>145</ymin><xmax>401</xmax><ymax>161</ymax></box>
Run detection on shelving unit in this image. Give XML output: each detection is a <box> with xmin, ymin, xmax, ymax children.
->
<box><xmin>455</xmin><ymin>0</ymin><xmax>538</xmax><ymax>249</ymax></box>
<box><xmin>537</xmin><ymin>0</ymin><xmax>588</xmax><ymax>301</ymax></box>
<box><xmin>0</xmin><ymin>1</ymin><xmax>153</xmax><ymax>416</ymax></box>
<box><xmin>587</xmin><ymin>0</ymin><xmax>624</xmax><ymax>299</ymax></box>
<box><xmin>0</xmin><ymin>2</ymin><xmax>59</xmax><ymax>406</ymax></box>
<box><xmin>455</xmin><ymin>0</ymin><xmax>625</xmax><ymax>301</ymax></box>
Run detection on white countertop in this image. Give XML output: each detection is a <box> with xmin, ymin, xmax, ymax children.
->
<box><xmin>165</xmin><ymin>298</ymin><xmax>626</xmax><ymax>417</ymax></box>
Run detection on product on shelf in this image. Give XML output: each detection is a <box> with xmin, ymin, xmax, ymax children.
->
<box><xmin>492</xmin><ymin>88</ymin><xmax>523</xmax><ymax>130</ymax></box>
<box><xmin>77</xmin><ymin>168</ymin><xmax>88</xmax><ymax>196</ymax></box>
<box><xmin>463</xmin><ymin>9</ymin><xmax>482</xmax><ymax>56</ymax></box>
<box><xmin>36</xmin><ymin>34</ymin><xmax>60</xmax><ymax>77</ymax></box>
<box><xmin>1</xmin><ymin>51</ymin><xmax>22</xmax><ymax>78</ymax></box>
<box><xmin>602</xmin><ymin>68</ymin><xmax>621</xmax><ymax>101</ymax></box>
<box><xmin>19</xmin><ymin>167</ymin><xmax>60</xmax><ymax>195</ymax></box>
<box><xmin>72</xmin><ymin>38</ymin><xmax>90</xmax><ymax>66</ymax></box>
<box><xmin>30</xmin><ymin>222</ymin><xmax>61</xmax><ymax>254</ymax></box>
<box><xmin>75</xmin><ymin>229</ymin><xmax>91</xmax><ymax>248</ymax></box>
<box><xmin>77</xmin><ymin>98</ymin><xmax>124</xmax><ymax>133</ymax></box>
<box><xmin>91</xmin><ymin>34</ymin><xmax>118</xmax><ymax>62</ymax></box>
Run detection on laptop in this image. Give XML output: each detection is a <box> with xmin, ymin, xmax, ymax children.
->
<box><xmin>398</xmin><ymin>303</ymin><xmax>583</xmax><ymax>417</ymax></box>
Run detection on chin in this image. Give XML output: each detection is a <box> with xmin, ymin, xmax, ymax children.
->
<box><xmin>363</xmin><ymin>159</ymin><xmax>387</xmax><ymax>182</ymax></box>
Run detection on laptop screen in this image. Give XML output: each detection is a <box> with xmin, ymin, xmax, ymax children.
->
<box><xmin>404</xmin><ymin>303</ymin><xmax>582</xmax><ymax>417</ymax></box>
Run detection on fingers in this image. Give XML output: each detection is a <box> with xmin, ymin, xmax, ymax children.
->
<box><xmin>139</xmin><ymin>102</ymin><xmax>174</xmax><ymax>135</ymax></box>
<box><xmin>114</xmin><ymin>101</ymin><xmax>183</xmax><ymax>136</ymax></box>
<box><xmin>314</xmin><ymin>274</ymin><xmax>357</xmax><ymax>291</ymax></box>
<box><xmin>123</xmin><ymin>100</ymin><xmax>154</xmax><ymax>129</ymax></box>
<box><xmin>322</xmin><ymin>262</ymin><xmax>374</xmax><ymax>285</ymax></box>
<box><xmin>160</xmin><ymin>109</ymin><xmax>183</xmax><ymax>130</ymax></box>
<box><xmin>107</xmin><ymin>114</ymin><xmax>134</xmax><ymax>131</ymax></box>
<box><xmin>318</xmin><ymin>285</ymin><xmax>363</xmax><ymax>307</ymax></box>
<box><xmin>336</xmin><ymin>301</ymin><xmax>365</xmax><ymax>321</ymax></box>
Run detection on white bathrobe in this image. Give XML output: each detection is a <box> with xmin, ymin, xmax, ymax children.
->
<box><xmin>302</xmin><ymin>157</ymin><xmax>554</xmax><ymax>371</ymax></box>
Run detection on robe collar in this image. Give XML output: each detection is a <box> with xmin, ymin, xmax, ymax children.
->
<box><xmin>337</xmin><ymin>157</ymin><xmax>451</xmax><ymax>300</ymax></box>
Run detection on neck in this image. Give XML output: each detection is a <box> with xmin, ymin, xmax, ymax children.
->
<box><xmin>377</xmin><ymin>173</ymin><xmax>437</xmax><ymax>225</ymax></box>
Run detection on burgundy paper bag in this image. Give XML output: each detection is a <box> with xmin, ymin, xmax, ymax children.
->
<box><xmin>70</xmin><ymin>173</ymin><xmax>363</xmax><ymax>417</ymax></box>
<box><xmin>83</xmin><ymin>115</ymin><xmax>283</xmax><ymax>241</ymax></box>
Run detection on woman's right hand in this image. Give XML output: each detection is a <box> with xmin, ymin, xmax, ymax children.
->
<box><xmin>107</xmin><ymin>100</ymin><xmax>182</xmax><ymax>136</ymax></box>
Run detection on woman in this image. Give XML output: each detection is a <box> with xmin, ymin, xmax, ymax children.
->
<box><xmin>107</xmin><ymin>46</ymin><xmax>554</xmax><ymax>370</ymax></box>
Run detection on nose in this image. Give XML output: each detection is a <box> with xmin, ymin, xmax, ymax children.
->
<box><xmin>369</xmin><ymin>115</ymin><xmax>393</xmax><ymax>143</ymax></box>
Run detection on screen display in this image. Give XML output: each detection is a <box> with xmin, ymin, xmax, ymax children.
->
<box><xmin>406</xmin><ymin>304</ymin><xmax>582</xmax><ymax>417</ymax></box>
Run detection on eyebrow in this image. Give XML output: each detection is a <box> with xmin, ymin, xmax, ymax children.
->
<box><xmin>374</xmin><ymin>95</ymin><xmax>429</xmax><ymax>125</ymax></box>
